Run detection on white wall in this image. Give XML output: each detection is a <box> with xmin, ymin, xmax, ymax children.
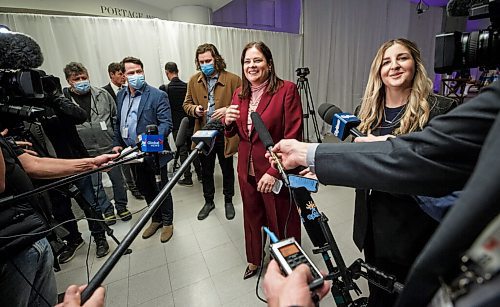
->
<box><xmin>0</xmin><ymin>0</ymin><xmax>170</xmax><ymax>20</ymax></box>
<box><xmin>302</xmin><ymin>0</ymin><xmax>444</xmax><ymax>126</ymax></box>
<box><xmin>170</xmin><ymin>5</ymin><xmax>212</xmax><ymax>24</ymax></box>
<box><xmin>0</xmin><ymin>13</ymin><xmax>301</xmax><ymax>92</ymax></box>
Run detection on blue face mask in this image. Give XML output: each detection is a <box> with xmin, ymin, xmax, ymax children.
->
<box><xmin>74</xmin><ymin>80</ymin><xmax>90</xmax><ymax>94</ymax></box>
<box><xmin>200</xmin><ymin>63</ymin><xmax>215</xmax><ymax>76</ymax></box>
<box><xmin>127</xmin><ymin>74</ymin><xmax>145</xmax><ymax>90</ymax></box>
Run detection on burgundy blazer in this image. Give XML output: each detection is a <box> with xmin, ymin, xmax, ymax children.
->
<box><xmin>225</xmin><ymin>80</ymin><xmax>303</xmax><ymax>180</ymax></box>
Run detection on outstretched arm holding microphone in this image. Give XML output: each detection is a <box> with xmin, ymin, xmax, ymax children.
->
<box><xmin>265</xmin><ymin>81</ymin><xmax>500</xmax><ymax>306</ymax></box>
<box><xmin>268</xmin><ymin>81</ymin><xmax>500</xmax><ymax>196</ymax></box>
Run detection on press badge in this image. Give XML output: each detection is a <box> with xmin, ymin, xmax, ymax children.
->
<box><xmin>121</xmin><ymin>127</ymin><xmax>128</xmax><ymax>138</ymax></box>
<box><xmin>100</xmin><ymin>121</ymin><xmax>107</xmax><ymax>131</ymax></box>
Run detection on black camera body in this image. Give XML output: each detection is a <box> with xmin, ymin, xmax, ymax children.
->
<box><xmin>0</xmin><ymin>69</ymin><xmax>63</xmax><ymax>126</ymax></box>
<box><xmin>296</xmin><ymin>67</ymin><xmax>310</xmax><ymax>77</ymax></box>
<box><xmin>435</xmin><ymin>0</ymin><xmax>500</xmax><ymax>74</ymax></box>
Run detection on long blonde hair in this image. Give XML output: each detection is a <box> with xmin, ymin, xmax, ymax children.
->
<box><xmin>357</xmin><ymin>38</ymin><xmax>433</xmax><ymax>135</ymax></box>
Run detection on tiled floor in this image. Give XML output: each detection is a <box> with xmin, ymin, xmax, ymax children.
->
<box><xmin>55</xmin><ymin>158</ymin><xmax>368</xmax><ymax>306</ymax></box>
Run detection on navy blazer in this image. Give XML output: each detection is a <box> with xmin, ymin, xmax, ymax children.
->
<box><xmin>114</xmin><ymin>83</ymin><xmax>172</xmax><ymax>167</ymax></box>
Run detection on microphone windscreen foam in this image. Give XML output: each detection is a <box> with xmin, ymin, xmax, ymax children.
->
<box><xmin>318</xmin><ymin>103</ymin><xmax>342</xmax><ymax>124</ymax></box>
<box><xmin>0</xmin><ymin>32</ymin><xmax>44</xmax><ymax>69</ymax></box>
<box><xmin>251</xmin><ymin>112</ymin><xmax>274</xmax><ymax>148</ymax></box>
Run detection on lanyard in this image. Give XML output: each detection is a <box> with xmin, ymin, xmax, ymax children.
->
<box><xmin>124</xmin><ymin>92</ymin><xmax>139</xmax><ymax>125</ymax></box>
<box><xmin>70</xmin><ymin>92</ymin><xmax>99</xmax><ymax>119</ymax></box>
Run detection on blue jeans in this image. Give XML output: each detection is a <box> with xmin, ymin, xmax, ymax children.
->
<box><xmin>74</xmin><ymin>176</ymin><xmax>106</xmax><ymax>238</ymax></box>
<box><xmin>90</xmin><ymin>173</ymin><xmax>114</xmax><ymax>216</ymax></box>
<box><xmin>100</xmin><ymin>167</ymin><xmax>128</xmax><ymax>214</ymax></box>
<box><xmin>0</xmin><ymin>238</ymin><xmax>57</xmax><ymax>307</ymax></box>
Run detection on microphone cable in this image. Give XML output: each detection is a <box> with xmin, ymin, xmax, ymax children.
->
<box><xmin>255</xmin><ymin>226</ymin><xmax>269</xmax><ymax>304</ymax></box>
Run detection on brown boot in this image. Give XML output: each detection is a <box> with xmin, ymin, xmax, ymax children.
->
<box><xmin>142</xmin><ymin>222</ymin><xmax>162</xmax><ymax>239</ymax></box>
<box><xmin>160</xmin><ymin>225</ymin><xmax>173</xmax><ymax>243</ymax></box>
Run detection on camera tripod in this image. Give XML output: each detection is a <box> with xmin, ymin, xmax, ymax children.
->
<box><xmin>296</xmin><ymin>74</ymin><xmax>322</xmax><ymax>143</ymax></box>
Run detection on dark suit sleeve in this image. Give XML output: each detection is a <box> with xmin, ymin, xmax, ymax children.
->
<box><xmin>397</xmin><ymin>106</ymin><xmax>500</xmax><ymax>306</ymax></box>
<box><xmin>315</xmin><ymin>81</ymin><xmax>500</xmax><ymax>196</ymax></box>
<box><xmin>156</xmin><ymin>90</ymin><xmax>173</xmax><ymax>138</ymax></box>
<box><xmin>113</xmin><ymin>92</ymin><xmax>126</xmax><ymax>147</ymax></box>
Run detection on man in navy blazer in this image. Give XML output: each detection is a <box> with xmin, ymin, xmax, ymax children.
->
<box><xmin>112</xmin><ymin>56</ymin><xmax>175</xmax><ymax>243</ymax></box>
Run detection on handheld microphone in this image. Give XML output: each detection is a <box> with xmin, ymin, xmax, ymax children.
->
<box><xmin>249</xmin><ymin>112</ymin><xmax>326</xmax><ymax>247</ymax></box>
<box><xmin>113</xmin><ymin>138</ymin><xmax>141</xmax><ymax>162</ymax></box>
<box><xmin>175</xmin><ymin>117</ymin><xmax>190</xmax><ymax>148</ymax></box>
<box><xmin>292</xmin><ymin>187</ymin><xmax>328</xmax><ymax>247</ymax></box>
<box><xmin>250</xmin><ymin>112</ymin><xmax>289</xmax><ymax>186</ymax></box>
<box><xmin>145</xmin><ymin>124</ymin><xmax>162</xmax><ymax>184</ymax></box>
<box><xmin>318</xmin><ymin>103</ymin><xmax>366</xmax><ymax>141</ymax></box>
<box><xmin>173</xmin><ymin>117</ymin><xmax>190</xmax><ymax>171</ymax></box>
<box><xmin>0</xmin><ymin>27</ymin><xmax>44</xmax><ymax>69</ymax></box>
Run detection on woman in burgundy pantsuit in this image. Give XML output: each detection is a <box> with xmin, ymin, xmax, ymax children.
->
<box><xmin>225</xmin><ymin>41</ymin><xmax>303</xmax><ymax>279</ymax></box>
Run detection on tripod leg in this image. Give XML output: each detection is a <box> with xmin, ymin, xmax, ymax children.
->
<box><xmin>67</xmin><ymin>185</ymin><xmax>132</xmax><ymax>254</ymax></box>
<box><xmin>304</xmin><ymin>81</ymin><xmax>322</xmax><ymax>143</ymax></box>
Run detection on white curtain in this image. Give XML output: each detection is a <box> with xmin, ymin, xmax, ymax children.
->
<box><xmin>302</xmin><ymin>0</ymin><xmax>444</xmax><ymax>136</ymax></box>
<box><xmin>0</xmin><ymin>13</ymin><xmax>302</xmax><ymax>90</ymax></box>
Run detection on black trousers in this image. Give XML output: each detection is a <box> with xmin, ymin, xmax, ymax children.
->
<box><xmin>198</xmin><ymin>139</ymin><xmax>234</xmax><ymax>203</ymax></box>
<box><xmin>50</xmin><ymin>180</ymin><xmax>105</xmax><ymax>242</ymax></box>
<box><xmin>133</xmin><ymin>162</ymin><xmax>173</xmax><ymax>226</ymax></box>
<box><xmin>121</xmin><ymin>164</ymin><xmax>139</xmax><ymax>192</ymax></box>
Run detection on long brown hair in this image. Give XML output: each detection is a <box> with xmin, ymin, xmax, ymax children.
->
<box><xmin>194</xmin><ymin>43</ymin><xmax>226</xmax><ymax>72</ymax></box>
<box><xmin>238</xmin><ymin>41</ymin><xmax>283</xmax><ymax>99</ymax></box>
<box><xmin>357</xmin><ymin>38</ymin><xmax>433</xmax><ymax>135</ymax></box>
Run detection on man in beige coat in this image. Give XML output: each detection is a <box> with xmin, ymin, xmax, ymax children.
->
<box><xmin>183</xmin><ymin>43</ymin><xmax>241</xmax><ymax>220</ymax></box>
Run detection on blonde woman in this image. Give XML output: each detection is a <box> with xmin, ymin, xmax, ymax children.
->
<box><xmin>353</xmin><ymin>38</ymin><xmax>457</xmax><ymax>306</ymax></box>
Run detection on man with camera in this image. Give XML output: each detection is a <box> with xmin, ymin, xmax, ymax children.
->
<box><xmin>0</xmin><ymin>134</ymin><xmax>117</xmax><ymax>306</ymax></box>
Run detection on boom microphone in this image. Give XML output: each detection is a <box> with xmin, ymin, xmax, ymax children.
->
<box><xmin>0</xmin><ymin>27</ymin><xmax>44</xmax><ymax>70</ymax></box>
<box><xmin>250</xmin><ymin>112</ymin><xmax>289</xmax><ymax>186</ymax></box>
<box><xmin>318</xmin><ymin>103</ymin><xmax>366</xmax><ymax>141</ymax></box>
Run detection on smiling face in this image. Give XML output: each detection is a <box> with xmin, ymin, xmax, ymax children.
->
<box><xmin>380</xmin><ymin>43</ymin><xmax>415</xmax><ymax>90</ymax></box>
<box><xmin>243</xmin><ymin>46</ymin><xmax>270</xmax><ymax>86</ymax></box>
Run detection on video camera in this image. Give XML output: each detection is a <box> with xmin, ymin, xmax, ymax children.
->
<box><xmin>296</xmin><ymin>67</ymin><xmax>310</xmax><ymax>77</ymax></box>
<box><xmin>0</xmin><ymin>25</ymin><xmax>62</xmax><ymax>126</ymax></box>
<box><xmin>0</xmin><ymin>69</ymin><xmax>63</xmax><ymax>122</ymax></box>
<box><xmin>434</xmin><ymin>0</ymin><xmax>500</xmax><ymax>73</ymax></box>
